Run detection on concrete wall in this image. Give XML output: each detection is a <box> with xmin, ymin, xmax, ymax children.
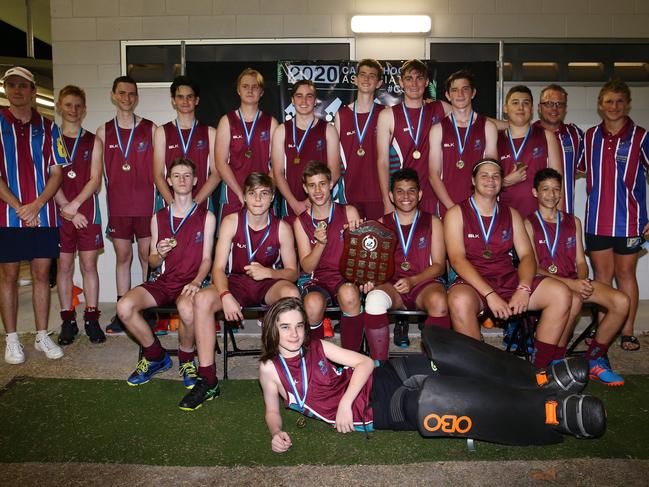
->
<box><xmin>50</xmin><ymin>0</ymin><xmax>649</xmax><ymax>301</ymax></box>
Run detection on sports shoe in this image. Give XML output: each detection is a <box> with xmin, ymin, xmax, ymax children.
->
<box><xmin>84</xmin><ymin>309</ymin><xmax>106</xmax><ymax>344</ymax></box>
<box><xmin>393</xmin><ymin>319</ymin><xmax>410</xmax><ymax>348</ymax></box>
<box><xmin>126</xmin><ymin>353</ymin><xmax>172</xmax><ymax>386</ymax></box>
<box><xmin>178</xmin><ymin>377</ymin><xmax>220</xmax><ymax>411</ymax></box>
<box><xmin>5</xmin><ymin>337</ymin><xmax>25</xmax><ymax>364</ymax></box>
<box><xmin>58</xmin><ymin>319</ymin><xmax>79</xmax><ymax>345</ymax></box>
<box><xmin>179</xmin><ymin>361</ymin><xmax>198</xmax><ymax>389</ymax></box>
<box><xmin>547</xmin><ymin>394</ymin><xmax>606</xmax><ymax>439</ymax></box>
<box><xmin>106</xmin><ymin>315</ymin><xmax>125</xmax><ymax>335</ymax></box>
<box><xmin>536</xmin><ymin>357</ymin><xmax>589</xmax><ymax>394</ymax></box>
<box><xmin>589</xmin><ymin>357</ymin><xmax>624</xmax><ymax>386</ymax></box>
<box><xmin>34</xmin><ymin>333</ymin><xmax>64</xmax><ymax>360</ymax></box>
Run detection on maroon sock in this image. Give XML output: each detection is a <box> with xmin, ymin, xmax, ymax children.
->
<box><xmin>364</xmin><ymin>313</ymin><xmax>389</xmax><ymax>361</ymax></box>
<box><xmin>60</xmin><ymin>309</ymin><xmax>76</xmax><ymax>321</ymax></box>
<box><xmin>586</xmin><ymin>340</ymin><xmax>608</xmax><ymax>360</ymax></box>
<box><xmin>533</xmin><ymin>340</ymin><xmax>556</xmax><ymax>369</ymax></box>
<box><xmin>142</xmin><ymin>336</ymin><xmax>166</xmax><ymax>362</ymax></box>
<box><xmin>310</xmin><ymin>321</ymin><xmax>324</xmax><ymax>340</ymax></box>
<box><xmin>83</xmin><ymin>307</ymin><xmax>100</xmax><ymax>321</ymax></box>
<box><xmin>423</xmin><ymin>315</ymin><xmax>451</xmax><ymax>329</ymax></box>
<box><xmin>340</xmin><ymin>314</ymin><xmax>364</xmax><ymax>351</ymax></box>
<box><xmin>552</xmin><ymin>345</ymin><xmax>567</xmax><ymax>361</ymax></box>
<box><xmin>178</xmin><ymin>349</ymin><xmax>196</xmax><ymax>363</ymax></box>
<box><xmin>198</xmin><ymin>364</ymin><xmax>217</xmax><ymax>386</ymax></box>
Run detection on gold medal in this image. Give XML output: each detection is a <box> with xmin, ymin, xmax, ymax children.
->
<box><xmin>67</xmin><ymin>170</ymin><xmax>77</xmax><ymax>179</ymax></box>
<box><xmin>357</xmin><ymin>147</ymin><xmax>365</xmax><ymax>157</ymax></box>
<box><xmin>244</xmin><ymin>149</ymin><xmax>253</xmax><ymax>158</ymax></box>
<box><xmin>167</xmin><ymin>237</ymin><xmax>177</xmax><ymax>248</ymax></box>
<box><xmin>296</xmin><ymin>416</ymin><xmax>307</xmax><ymax>428</ymax></box>
<box><xmin>482</xmin><ymin>249</ymin><xmax>492</xmax><ymax>259</ymax></box>
<box><xmin>548</xmin><ymin>264</ymin><xmax>558</xmax><ymax>274</ymax></box>
<box><xmin>317</xmin><ymin>221</ymin><xmax>327</xmax><ymax>231</ymax></box>
<box><xmin>293</xmin><ymin>156</ymin><xmax>301</xmax><ymax>165</ymax></box>
<box><xmin>400</xmin><ymin>261</ymin><xmax>411</xmax><ymax>271</ymax></box>
<box><xmin>412</xmin><ymin>150</ymin><xmax>421</xmax><ymax>160</ymax></box>
<box><xmin>122</xmin><ymin>162</ymin><xmax>131</xmax><ymax>172</ymax></box>
<box><xmin>456</xmin><ymin>159</ymin><xmax>464</xmax><ymax>169</ymax></box>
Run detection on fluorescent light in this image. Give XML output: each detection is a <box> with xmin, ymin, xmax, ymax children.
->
<box><xmin>351</xmin><ymin>15</ymin><xmax>431</xmax><ymax>34</ymax></box>
<box><xmin>36</xmin><ymin>97</ymin><xmax>55</xmax><ymax>107</ymax></box>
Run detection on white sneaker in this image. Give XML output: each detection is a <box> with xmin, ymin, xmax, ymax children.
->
<box><xmin>34</xmin><ymin>333</ymin><xmax>64</xmax><ymax>360</ymax></box>
<box><xmin>5</xmin><ymin>339</ymin><xmax>25</xmax><ymax>364</ymax></box>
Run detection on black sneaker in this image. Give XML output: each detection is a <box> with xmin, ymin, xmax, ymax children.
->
<box><xmin>549</xmin><ymin>394</ymin><xmax>606</xmax><ymax>439</ymax></box>
<box><xmin>393</xmin><ymin>320</ymin><xmax>410</xmax><ymax>348</ymax></box>
<box><xmin>58</xmin><ymin>320</ymin><xmax>79</xmax><ymax>345</ymax></box>
<box><xmin>178</xmin><ymin>378</ymin><xmax>220</xmax><ymax>411</ymax></box>
<box><xmin>106</xmin><ymin>315</ymin><xmax>125</xmax><ymax>335</ymax></box>
<box><xmin>85</xmin><ymin>320</ymin><xmax>106</xmax><ymax>343</ymax></box>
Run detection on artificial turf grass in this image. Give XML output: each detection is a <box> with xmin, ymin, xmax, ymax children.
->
<box><xmin>0</xmin><ymin>376</ymin><xmax>647</xmax><ymax>466</ymax></box>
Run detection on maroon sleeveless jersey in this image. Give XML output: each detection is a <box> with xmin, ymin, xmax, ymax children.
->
<box><xmin>283</xmin><ymin>119</ymin><xmax>328</xmax><ymax>215</ymax></box>
<box><xmin>228</xmin><ymin>209</ymin><xmax>281</xmax><ymax>274</ymax></box>
<box><xmin>391</xmin><ymin>101</ymin><xmax>446</xmax><ymax>214</ymax></box>
<box><xmin>298</xmin><ymin>203</ymin><xmax>347</xmax><ymax>283</ymax></box>
<box><xmin>61</xmin><ymin>130</ymin><xmax>100</xmax><ymax>224</ymax></box>
<box><xmin>162</xmin><ymin>121</ymin><xmax>211</xmax><ymax>201</ymax></box>
<box><xmin>438</xmin><ymin>114</ymin><xmax>488</xmax><ymax>214</ymax></box>
<box><xmin>154</xmin><ymin>205</ymin><xmax>207</xmax><ymax>288</ymax></box>
<box><xmin>529</xmin><ymin>211</ymin><xmax>578</xmax><ymax>279</ymax></box>
<box><xmin>272</xmin><ymin>339</ymin><xmax>373</xmax><ymax>427</ymax></box>
<box><xmin>497</xmin><ymin>124</ymin><xmax>549</xmax><ymax>218</ymax></box>
<box><xmin>223</xmin><ymin>111</ymin><xmax>273</xmax><ymax>204</ymax></box>
<box><xmin>103</xmin><ymin>118</ymin><xmax>155</xmax><ymax>217</ymax></box>
<box><xmin>459</xmin><ymin>199</ymin><xmax>518</xmax><ymax>293</ymax></box>
<box><xmin>382</xmin><ymin>211</ymin><xmax>433</xmax><ymax>282</ymax></box>
<box><xmin>337</xmin><ymin>104</ymin><xmax>383</xmax><ymax>204</ymax></box>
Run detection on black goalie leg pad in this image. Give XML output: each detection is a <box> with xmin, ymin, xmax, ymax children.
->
<box><xmin>416</xmin><ymin>375</ymin><xmax>564</xmax><ymax>445</ymax></box>
<box><xmin>550</xmin><ymin>393</ymin><xmax>606</xmax><ymax>439</ymax></box>
<box><xmin>535</xmin><ymin>357</ymin><xmax>589</xmax><ymax>395</ymax></box>
<box><xmin>420</xmin><ymin>326</ymin><xmax>539</xmax><ymax>389</ymax></box>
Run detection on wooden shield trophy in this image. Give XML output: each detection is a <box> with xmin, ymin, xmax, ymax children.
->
<box><xmin>340</xmin><ymin>220</ymin><xmax>396</xmax><ymax>285</ymax></box>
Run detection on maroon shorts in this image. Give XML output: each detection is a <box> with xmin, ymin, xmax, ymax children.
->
<box><xmin>140</xmin><ymin>280</ymin><xmax>183</xmax><ymax>306</ymax></box>
<box><xmin>350</xmin><ymin>201</ymin><xmax>384</xmax><ymax>221</ymax></box>
<box><xmin>107</xmin><ymin>216</ymin><xmax>151</xmax><ymax>240</ymax></box>
<box><xmin>395</xmin><ymin>278</ymin><xmax>443</xmax><ymax>309</ymax></box>
<box><xmin>228</xmin><ymin>273</ymin><xmax>278</xmax><ymax>306</ymax></box>
<box><xmin>300</xmin><ymin>276</ymin><xmax>347</xmax><ymax>305</ymax></box>
<box><xmin>59</xmin><ymin>220</ymin><xmax>103</xmax><ymax>253</ymax></box>
<box><xmin>451</xmin><ymin>275</ymin><xmax>545</xmax><ymax>311</ymax></box>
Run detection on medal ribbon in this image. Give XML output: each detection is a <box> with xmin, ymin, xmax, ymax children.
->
<box><xmin>451</xmin><ymin>110</ymin><xmax>473</xmax><ymax>159</ymax></box>
<box><xmin>506</xmin><ymin>125</ymin><xmax>532</xmax><ymax>162</ymax></box>
<box><xmin>278</xmin><ymin>349</ymin><xmax>308</xmax><ymax>412</ymax></box>
<box><xmin>245</xmin><ymin>212</ymin><xmax>271</xmax><ymax>263</ymax></box>
<box><xmin>113</xmin><ymin>114</ymin><xmax>136</xmax><ymax>162</ymax></box>
<box><xmin>310</xmin><ymin>202</ymin><xmax>334</xmax><ymax>229</ymax></box>
<box><xmin>535</xmin><ymin>210</ymin><xmax>561</xmax><ymax>261</ymax></box>
<box><xmin>292</xmin><ymin>118</ymin><xmax>315</xmax><ymax>156</ymax></box>
<box><xmin>469</xmin><ymin>196</ymin><xmax>498</xmax><ymax>248</ymax></box>
<box><xmin>353</xmin><ymin>101</ymin><xmax>375</xmax><ymax>148</ymax></box>
<box><xmin>63</xmin><ymin>127</ymin><xmax>82</xmax><ymax>163</ymax></box>
<box><xmin>175</xmin><ymin>119</ymin><xmax>197</xmax><ymax>156</ymax></box>
<box><xmin>168</xmin><ymin>202</ymin><xmax>198</xmax><ymax>236</ymax></box>
<box><xmin>401</xmin><ymin>103</ymin><xmax>425</xmax><ymax>148</ymax></box>
<box><xmin>239</xmin><ymin>109</ymin><xmax>260</xmax><ymax>148</ymax></box>
<box><xmin>393</xmin><ymin>209</ymin><xmax>420</xmax><ymax>261</ymax></box>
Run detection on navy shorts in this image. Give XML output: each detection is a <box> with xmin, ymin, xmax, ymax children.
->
<box><xmin>585</xmin><ymin>233</ymin><xmax>643</xmax><ymax>255</ymax></box>
<box><xmin>0</xmin><ymin>227</ymin><xmax>60</xmax><ymax>263</ymax></box>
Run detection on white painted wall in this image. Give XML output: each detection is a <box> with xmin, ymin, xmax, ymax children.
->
<box><xmin>49</xmin><ymin>0</ymin><xmax>649</xmax><ymax>301</ymax></box>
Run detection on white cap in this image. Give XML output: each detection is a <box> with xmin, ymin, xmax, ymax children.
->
<box><xmin>2</xmin><ymin>67</ymin><xmax>36</xmax><ymax>85</ymax></box>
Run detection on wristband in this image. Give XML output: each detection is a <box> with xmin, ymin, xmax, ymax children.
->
<box><xmin>516</xmin><ymin>284</ymin><xmax>532</xmax><ymax>294</ymax></box>
<box><xmin>219</xmin><ymin>290</ymin><xmax>231</xmax><ymax>300</ymax></box>
<box><xmin>484</xmin><ymin>290</ymin><xmax>495</xmax><ymax>299</ymax></box>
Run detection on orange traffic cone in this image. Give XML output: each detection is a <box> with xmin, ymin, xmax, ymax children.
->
<box><xmin>71</xmin><ymin>285</ymin><xmax>83</xmax><ymax>310</ymax></box>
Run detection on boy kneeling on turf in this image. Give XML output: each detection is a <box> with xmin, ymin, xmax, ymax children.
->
<box><xmin>178</xmin><ymin>172</ymin><xmax>300</xmax><ymax>410</ymax></box>
<box><xmin>118</xmin><ymin>158</ymin><xmax>216</xmax><ymax>388</ymax></box>
<box><xmin>525</xmin><ymin>168</ymin><xmax>628</xmax><ymax>385</ymax></box>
